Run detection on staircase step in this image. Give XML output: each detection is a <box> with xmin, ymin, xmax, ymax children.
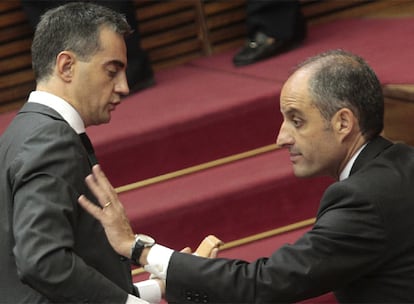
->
<box><xmin>190</xmin><ymin>18</ymin><xmax>414</xmax><ymax>85</ymax></box>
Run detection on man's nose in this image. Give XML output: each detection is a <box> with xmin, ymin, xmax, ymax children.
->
<box><xmin>276</xmin><ymin>121</ymin><xmax>293</xmax><ymax>147</ymax></box>
<box><xmin>116</xmin><ymin>73</ymin><xmax>130</xmax><ymax>96</ymax></box>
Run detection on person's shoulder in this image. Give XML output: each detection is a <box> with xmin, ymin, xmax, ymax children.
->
<box><xmin>387</xmin><ymin>141</ymin><xmax>414</xmax><ymax>156</ymax></box>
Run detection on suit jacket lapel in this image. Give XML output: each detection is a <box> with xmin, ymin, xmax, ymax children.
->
<box><xmin>17</xmin><ymin>102</ymin><xmax>98</xmax><ymax>166</ymax></box>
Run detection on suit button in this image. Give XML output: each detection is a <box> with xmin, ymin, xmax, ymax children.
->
<box><xmin>194</xmin><ymin>292</ymin><xmax>201</xmax><ymax>302</ymax></box>
<box><xmin>184</xmin><ymin>289</ymin><xmax>209</xmax><ymax>303</ymax></box>
<box><xmin>185</xmin><ymin>290</ymin><xmax>192</xmax><ymax>301</ymax></box>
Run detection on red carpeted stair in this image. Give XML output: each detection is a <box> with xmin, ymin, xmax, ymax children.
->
<box><xmin>189</xmin><ymin>18</ymin><xmax>414</xmax><ymax>85</ymax></box>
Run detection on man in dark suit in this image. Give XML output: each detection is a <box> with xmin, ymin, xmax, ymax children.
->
<box><xmin>80</xmin><ymin>49</ymin><xmax>414</xmax><ymax>302</ymax></box>
<box><xmin>0</xmin><ymin>3</ymin><xmax>159</xmax><ymax>303</ymax></box>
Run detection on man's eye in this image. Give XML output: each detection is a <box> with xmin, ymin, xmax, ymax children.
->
<box><xmin>292</xmin><ymin>118</ymin><xmax>303</xmax><ymax>128</ymax></box>
<box><xmin>107</xmin><ymin>70</ymin><xmax>117</xmax><ymax>78</ymax></box>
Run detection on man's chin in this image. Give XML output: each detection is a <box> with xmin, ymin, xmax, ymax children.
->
<box><xmin>292</xmin><ymin>166</ymin><xmax>317</xmax><ymax>179</ymax></box>
<box><xmin>102</xmin><ymin>113</ymin><xmax>112</xmax><ymax>124</ymax></box>
<box><xmin>92</xmin><ymin>116</ymin><xmax>111</xmax><ymax>126</ymax></box>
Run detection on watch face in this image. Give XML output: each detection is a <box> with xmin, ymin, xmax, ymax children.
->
<box><xmin>137</xmin><ymin>234</ymin><xmax>155</xmax><ymax>246</ymax></box>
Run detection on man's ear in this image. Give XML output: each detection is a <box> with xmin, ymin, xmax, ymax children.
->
<box><xmin>332</xmin><ymin>108</ymin><xmax>356</xmax><ymax>140</ymax></box>
<box><xmin>56</xmin><ymin>51</ymin><xmax>76</xmax><ymax>82</ymax></box>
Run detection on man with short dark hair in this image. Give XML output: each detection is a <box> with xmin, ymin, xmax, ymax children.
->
<box><xmin>0</xmin><ymin>3</ymin><xmax>157</xmax><ymax>303</ymax></box>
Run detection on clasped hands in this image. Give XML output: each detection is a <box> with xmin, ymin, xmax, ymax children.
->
<box><xmin>78</xmin><ymin>164</ymin><xmax>223</xmax><ymax>263</ymax></box>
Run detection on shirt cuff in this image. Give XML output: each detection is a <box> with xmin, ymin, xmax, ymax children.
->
<box><xmin>144</xmin><ymin>244</ymin><xmax>174</xmax><ymax>280</ymax></box>
<box><xmin>135</xmin><ymin>279</ymin><xmax>162</xmax><ymax>304</ymax></box>
<box><xmin>126</xmin><ymin>293</ymin><xmax>150</xmax><ymax>304</ymax></box>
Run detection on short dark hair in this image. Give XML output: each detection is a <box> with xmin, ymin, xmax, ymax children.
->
<box><xmin>298</xmin><ymin>49</ymin><xmax>384</xmax><ymax>140</ymax></box>
<box><xmin>31</xmin><ymin>2</ymin><xmax>131</xmax><ymax>81</ymax></box>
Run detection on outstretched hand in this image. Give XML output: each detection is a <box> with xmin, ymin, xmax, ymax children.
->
<box><xmin>78</xmin><ymin>165</ymin><xmax>135</xmax><ymax>258</ymax></box>
<box><xmin>194</xmin><ymin>235</ymin><xmax>223</xmax><ymax>258</ymax></box>
<box><xmin>178</xmin><ymin>235</ymin><xmax>223</xmax><ymax>258</ymax></box>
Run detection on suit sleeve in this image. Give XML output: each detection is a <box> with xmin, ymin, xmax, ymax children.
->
<box><xmin>165</xmin><ymin>181</ymin><xmax>387</xmax><ymax>303</ymax></box>
<box><xmin>10</xmin><ymin>123</ymin><xmax>129</xmax><ymax>303</ymax></box>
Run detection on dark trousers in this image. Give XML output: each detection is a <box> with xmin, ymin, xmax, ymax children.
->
<box><xmin>246</xmin><ymin>0</ymin><xmax>304</xmax><ymax>40</ymax></box>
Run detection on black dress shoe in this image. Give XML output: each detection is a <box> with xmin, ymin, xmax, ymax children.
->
<box><xmin>233</xmin><ymin>11</ymin><xmax>307</xmax><ymax>66</ymax></box>
<box><xmin>233</xmin><ymin>26</ymin><xmax>306</xmax><ymax>67</ymax></box>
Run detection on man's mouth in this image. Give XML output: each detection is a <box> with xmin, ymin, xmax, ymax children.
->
<box><xmin>108</xmin><ymin>101</ymin><xmax>120</xmax><ymax>111</ymax></box>
<box><xmin>289</xmin><ymin>150</ymin><xmax>302</xmax><ymax>163</ymax></box>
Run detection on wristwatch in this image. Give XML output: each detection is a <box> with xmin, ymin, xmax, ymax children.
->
<box><xmin>131</xmin><ymin>234</ymin><xmax>155</xmax><ymax>266</ymax></box>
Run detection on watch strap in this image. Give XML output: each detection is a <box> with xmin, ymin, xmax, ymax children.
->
<box><xmin>131</xmin><ymin>235</ymin><xmax>144</xmax><ymax>266</ymax></box>
<box><xmin>130</xmin><ymin>234</ymin><xmax>155</xmax><ymax>266</ymax></box>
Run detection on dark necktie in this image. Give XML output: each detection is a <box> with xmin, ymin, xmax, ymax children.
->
<box><xmin>79</xmin><ymin>132</ymin><xmax>98</xmax><ymax>166</ymax></box>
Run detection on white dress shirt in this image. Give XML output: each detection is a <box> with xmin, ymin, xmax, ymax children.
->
<box><xmin>339</xmin><ymin>143</ymin><xmax>367</xmax><ymax>181</ymax></box>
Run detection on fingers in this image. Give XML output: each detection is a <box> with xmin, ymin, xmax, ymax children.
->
<box><xmin>180</xmin><ymin>247</ymin><xmax>192</xmax><ymax>254</ymax></box>
<box><xmin>210</xmin><ymin>248</ymin><xmax>219</xmax><ymax>258</ymax></box>
<box><xmin>194</xmin><ymin>235</ymin><xmax>223</xmax><ymax>257</ymax></box>
<box><xmin>78</xmin><ymin>194</ymin><xmax>103</xmax><ymax>221</ymax></box>
<box><xmin>92</xmin><ymin>165</ymin><xmax>117</xmax><ymax>198</ymax></box>
<box><xmin>84</xmin><ymin>165</ymin><xmax>118</xmax><ymax>209</ymax></box>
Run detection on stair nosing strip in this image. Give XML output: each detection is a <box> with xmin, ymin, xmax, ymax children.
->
<box><xmin>116</xmin><ymin>143</ymin><xmax>280</xmax><ymax>194</ymax></box>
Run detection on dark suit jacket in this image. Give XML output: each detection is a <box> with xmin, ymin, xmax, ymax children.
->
<box><xmin>165</xmin><ymin>136</ymin><xmax>414</xmax><ymax>303</ymax></box>
<box><xmin>0</xmin><ymin>103</ymin><xmax>135</xmax><ymax>303</ymax></box>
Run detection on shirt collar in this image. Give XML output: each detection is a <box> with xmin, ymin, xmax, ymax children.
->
<box><xmin>27</xmin><ymin>91</ymin><xmax>85</xmax><ymax>134</ymax></box>
<box><xmin>339</xmin><ymin>143</ymin><xmax>368</xmax><ymax>181</ymax></box>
